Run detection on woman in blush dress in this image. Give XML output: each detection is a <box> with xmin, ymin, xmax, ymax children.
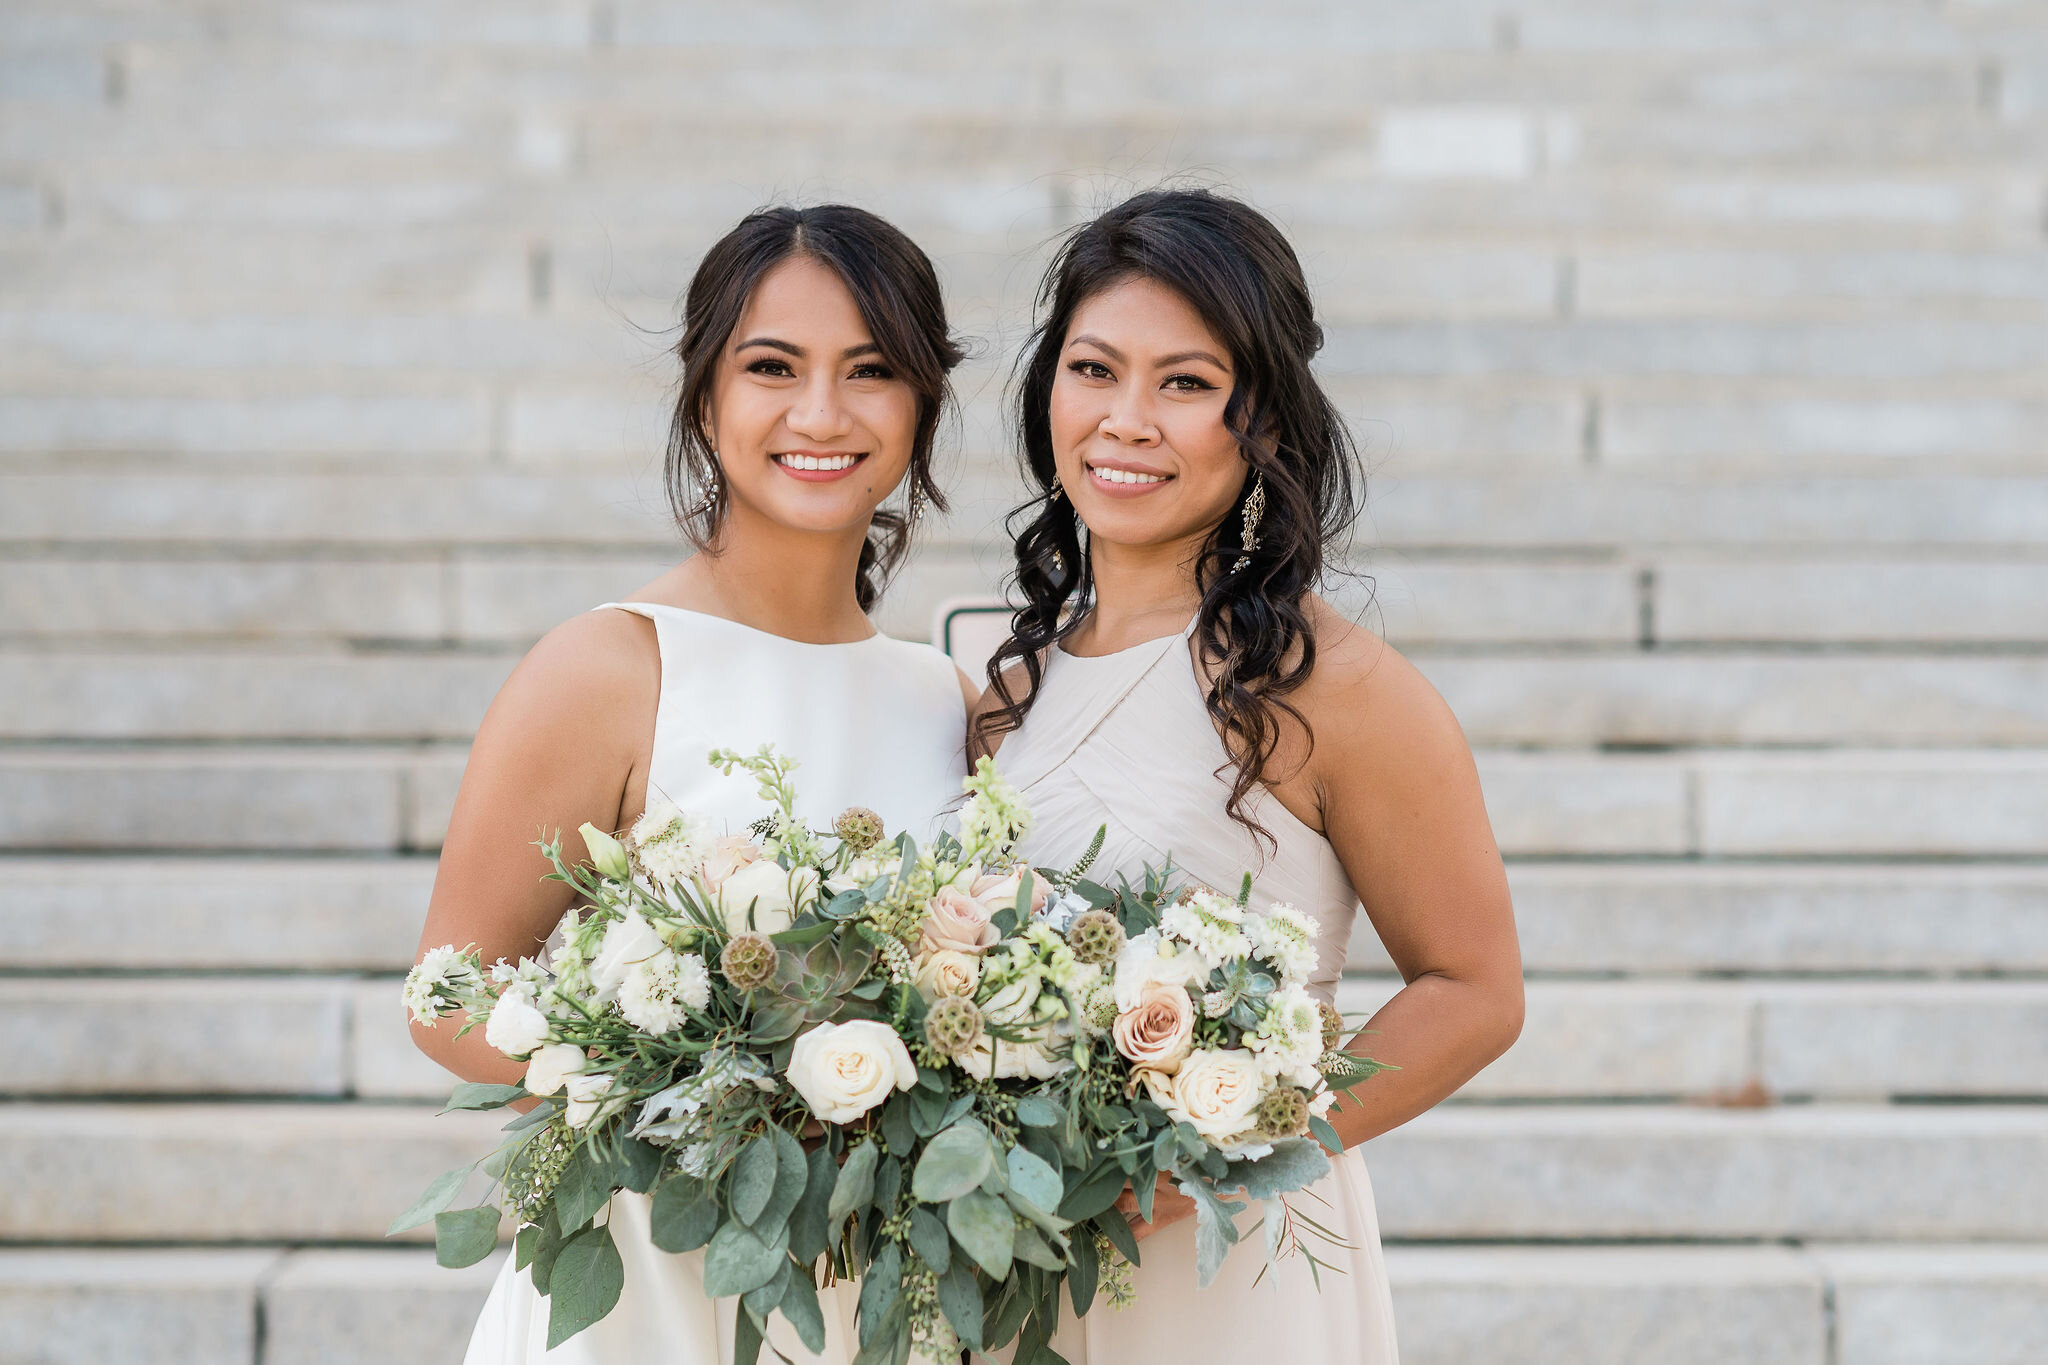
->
<box><xmin>973</xmin><ymin>189</ymin><xmax>1526</xmax><ymax>1363</ymax></box>
<box><xmin>410</xmin><ymin>205</ymin><xmax>979</xmax><ymax>1364</ymax></box>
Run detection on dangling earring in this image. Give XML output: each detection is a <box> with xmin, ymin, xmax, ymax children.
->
<box><xmin>689</xmin><ymin>455</ymin><xmax>721</xmax><ymax>518</ymax></box>
<box><xmin>1046</xmin><ymin>472</ymin><xmax>1064</xmax><ymax>503</ymax></box>
<box><xmin>1232</xmin><ymin>471</ymin><xmax>1266</xmax><ymax>573</ymax></box>
<box><xmin>905</xmin><ymin>480</ymin><xmax>928</xmax><ymax>533</ymax></box>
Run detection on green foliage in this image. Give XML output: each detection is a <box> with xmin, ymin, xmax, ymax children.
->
<box><xmin>731</xmin><ymin>1133</ymin><xmax>779</xmax><ymax>1225</ymax></box>
<box><xmin>439</xmin><ymin>1081</ymin><xmax>524</xmax><ymax>1114</ymax></box>
<box><xmin>388</xmin><ymin>1165</ymin><xmax>469</xmax><ymax>1235</ymax></box>
<box><xmin>701</xmin><ymin>1218</ymin><xmax>790</xmax><ymax>1298</ymax></box>
<box><xmin>1004</xmin><ymin>1146</ymin><xmax>1062</xmax><ymax>1216</ymax></box>
<box><xmin>830</xmin><ymin>1138</ymin><xmax>879</xmax><ymax>1223</ymax></box>
<box><xmin>552</xmin><ymin>1147</ymin><xmax>612</xmax><ymax>1234</ymax></box>
<box><xmin>547</xmin><ymin>1226</ymin><xmax>625</xmax><ymax>1349</ymax></box>
<box><xmin>433</xmin><ymin>1207</ymin><xmax>500</xmax><ymax>1268</ymax></box>
<box><xmin>648</xmin><ymin>1175</ymin><xmax>719</xmax><ymax>1254</ymax></box>
<box><xmin>911</xmin><ymin>1122</ymin><xmax>995</xmax><ymax>1203</ymax></box>
<box><xmin>947</xmin><ymin>1188</ymin><xmax>1015</xmax><ymax>1279</ymax></box>
<box><xmin>780</xmin><ymin>1266</ymin><xmax>827</xmax><ymax>1353</ymax></box>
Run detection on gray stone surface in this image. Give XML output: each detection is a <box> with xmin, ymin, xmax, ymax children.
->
<box><xmin>0</xmin><ymin>558</ymin><xmax>446</xmax><ymax>640</ymax></box>
<box><xmin>265</xmin><ymin>1249</ymin><xmax>504</xmax><ymax>1365</ymax></box>
<box><xmin>1655</xmin><ymin>557</ymin><xmax>2048</xmax><ymax>643</ymax></box>
<box><xmin>1472</xmin><ymin>751</ymin><xmax>1691</xmax><ymax>855</ymax></box>
<box><xmin>1697</xmin><ymin>750</ymin><xmax>2048</xmax><ymax>856</ymax></box>
<box><xmin>0</xmin><ymin>1248</ymin><xmax>273</xmax><ymax>1365</ymax></box>
<box><xmin>451</xmin><ymin>553</ymin><xmax>679</xmax><ymax>641</ymax></box>
<box><xmin>1606</xmin><ymin>397</ymin><xmax>2048</xmax><ymax>465</ymax></box>
<box><xmin>1385</xmin><ymin>1246</ymin><xmax>1826</xmax><ymax>1365</ymax></box>
<box><xmin>1760</xmin><ymin>982</ymin><xmax>2048</xmax><ymax>1099</ymax></box>
<box><xmin>1366</xmin><ymin>1104</ymin><xmax>2048</xmax><ymax>1239</ymax></box>
<box><xmin>0</xmin><ymin>392</ymin><xmax>493</xmax><ymax>458</ymax></box>
<box><xmin>1</xmin><ymin>1103</ymin><xmax>505</xmax><ymax>1239</ymax></box>
<box><xmin>351</xmin><ymin>978</ymin><xmax>462</xmax><ymax>1101</ymax></box>
<box><xmin>0</xmin><ymin>977</ymin><xmax>351</xmax><ymax>1096</ymax></box>
<box><xmin>1341</xmin><ymin>559</ymin><xmax>1639</xmax><ymax>644</ymax></box>
<box><xmin>0</xmin><ymin>856</ymin><xmax>434</xmax><ymax>969</ymax></box>
<box><xmin>1819</xmin><ymin>1244</ymin><xmax>2048</xmax><ymax>1365</ymax></box>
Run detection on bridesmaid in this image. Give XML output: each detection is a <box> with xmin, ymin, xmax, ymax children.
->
<box><xmin>411</xmin><ymin>204</ymin><xmax>977</xmax><ymax>1364</ymax></box>
<box><xmin>973</xmin><ymin>189</ymin><xmax>1525</xmax><ymax>1361</ymax></box>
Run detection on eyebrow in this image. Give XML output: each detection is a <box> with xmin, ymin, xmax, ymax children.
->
<box><xmin>735</xmin><ymin>337</ymin><xmax>883</xmax><ymax>360</ymax></box>
<box><xmin>1067</xmin><ymin>334</ymin><xmax>1229</xmax><ymax>371</ymax></box>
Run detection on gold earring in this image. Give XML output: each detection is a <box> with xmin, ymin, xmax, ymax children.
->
<box><xmin>689</xmin><ymin>457</ymin><xmax>721</xmax><ymax>518</ymax></box>
<box><xmin>1232</xmin><ymin>471</ymin><xmax>1266</xmax><ymax>573</ymax></box>
<box><xmin>1047</xmin><ymin>472</ymin><xmax>1064</xmax><ymax>503</ymax></box>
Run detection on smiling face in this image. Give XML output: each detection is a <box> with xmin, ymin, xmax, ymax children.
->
<box><xmin>706</xmin><ymin>254</ymin><xmax>920</xmax><ymax>540</ymax></box>
<box><xmin>1048</xmin><ymin>275</ymin><xmax>1251</xmax><ymax>557</ymax></box>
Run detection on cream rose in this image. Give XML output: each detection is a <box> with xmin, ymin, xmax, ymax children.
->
<box><xmin>1111</xmin><ymin>980</ymin><xmax>1195</xmax><ymax>1074</ymax></box>
<box><xmin>564</xmin><ymin>1071</ymin><xmax>626</xmax><ymax>1129</ymax></box>
<box><xmin>484</xmin><ymin>984</ymin><xmax>550</xmax><ymax>1059</ymax></box>
<box><xmin>785</xmin><ymin>1020</ymin><xmax>918</xmax><ymax>1124</ymax></box>
<box><xmin>522</xmin><ymin>1042</ymin><xmax>586</xmax><ymax>1097</ymax></box>
<box><xmin>913</xmin><ymin>949</ymin><xmax>981</xmax><ymax>1001</ymax></box>
<box><xmin>718</xmin><ymin>860</ymin><xmax>819</xmax><ymax>935</ymax></box>
<box><xmin>698</xmin><ymin>835</ymin><xmax>762</xmax><ymax>892</ymax></box>
<box><xmin>918</xmin><ymin>887</ymin><xmax>999</xmax><ymax>955</ymax></box>
<box><xmin>971</xmin><ymin>869</ymin><xmax>1049</xmax><ymax>919</ymax></box>
<box><xmin>1143</xmin><ymin>1047</ymin><xmax>1265</xmax><ymax>1140</ymax></box>
<box><xmin>961</xmin><ymin>1028</ymin><xmax>1072</xmax><ymax>1082</ymax></box>
<box><xmin>980</xmin><ymin>973</ymin><xmax>1042</xmax><ymax>1027</ymax></box>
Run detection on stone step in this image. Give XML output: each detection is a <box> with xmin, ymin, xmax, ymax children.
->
<box><xmin>5</xmin><ymin>745</ymin><xmax>2046</xmax><ymax>856</ymax></box>
<box><xmin>10</xmin><ymin>469</ymin><xmax>2045</xmax><ymax>552</ymax></box>
<box><xmin>1334</xmin><ymin>979</ymin><xmax>2048</xmax><ymax>1102</ymax></box>
<box><xmin>1366</xmin><ymin>1103</ymin><xmax>2048</xmax><ymax>1240</ymax></box>
<box><xmin>5</xmin><ymin>1101</ymin><xmax>2042</xmax><ymax>1242</ymax></box>
<box><xmin>11</xmin><ymin>646</ymin><xmax>2048</xmax><ymax>747</ymax></box>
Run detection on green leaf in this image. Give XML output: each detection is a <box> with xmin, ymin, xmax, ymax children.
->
<box><xmin>434</xmin><ymin>1206</ymin><xmax>500</xmax><ymax>1268</ymax></box>
<box><xmin>1014</xmin><ymin>868</ymin><xmax>1037</xmax><ymax>916</ymax></box>
<box><xmin>830</xmin><ymin>1139</ymin><xmax>879</xmax><ymax>1223</ymax></box>
<box><xmin>501</xmin><ymin>1103</ymin><xmax>555</xmax><ymax>1133</ymax></box>
<box><xmin>1004</xmin><ymin>1146</ymin><xmax>1062</xmax><ymax>1215</ymax></box>
<box><xmin>747</xmin><ymin>1001</ymin><xmax>806</xmax><ymax>1045</ymax></box>
<box><xmin>648</xmin><ymin>1175</ymin><xmax>719</xmax><ymax>1254</ymax></box>
<box><xmin>947</xmin><ymin>1188</ymin><xmax>1015</xmax><ymax>1279</ymax></box>
<box><xmin>912</xmin><ymin>1122</ymin><xmax>995</xmax><ymax>1204</ymax></box>
<box><xmin>742</xmin><ymin>1258</ymin><xmax>792</xmax><ymax>1317</ymax></box>
<box><xmin>732</xmin><ymin>1303</ymin><xmax>765</xmax><ymax>1365</ymax></box>
<box><xmin>1010</xmin><ymin>1221</ymin><xmax>1064</xmax><ymax>1271</ymax></box>
<box><xmin>906</xmin><ymin>1206</ymin><xmax>951</xmax><ymax>1273</ymax></box>
<box><xmin>1308</xmin><ymin>1113</ymin><xmax>1343</xmax><ymax>1154</ymax></box>
<box><xmin>858</xmin><ymin>1242</ymin><xmax>901</xmax><ymax>1345</ymax></box>
<box><xmin>1072</xmin><ymin>879</ymin><xmax>1114</xmax><ymax>909</ymax></box>
<box><xmin>820</xmin><ymin>888</ymin><xmax>866</xmax><ymax>921</ymax></box>
<box><xmin>780</xmin><ymin>1265</ymin><xmax>827</xmax><ymax>1353</ymax></box>
<box><xmin>388</xmin><ymin>1164</ymin><xmax>469</xmax><ymax>1235</ymax></box>
<box><xmin>908</xmin><ymin>1082</ymin><xmax>949</xmax><ymax>1138</ymax></box>
<box><xmin>607</xmin><ymin>1137</ymin><xmax>663</xmax><ymax>1194</ymax></box>
<box><xmin>935</xmin><ymin>1258</ymin><xmax>984</xmax><ymax>1353</ymax></box>
<box><xmin>1068</xmin><ymin>1224</ymin><xmax>1100</xmax><ymax>1316</ymax></box>
<box><xmin>789</xmin><ymin>1147</ymin><xmax>836</xmax><ymax>1264</ymax></box>
<box><xmin>531</xmin><ymin>1206</ymin><xmax>568</xmax><ymax>1293</ymax></box>
<box><xmin>761</xmin><ymin>1126</ymin><xmax>810</xmax><ymax>1229</ymax></box>
<box><xmin>1215</xmin><ymin>1138</ymin><xmax>1330</xmax><ymax>1201</ymax></box>
<box><xmin>1013</xmin><ymin>1096</ymin><xmax>1063</xmax><ymax>1128</ymax></box>
<box><xmin>851</xmin><ymin>1295</ymin><xmax>908</xmax><ymax>1365</ymax></box>
<box><xmin>701</xmin><ymin>1218</ymin><xmax>790</xmax><ymax>1298</ymax></box>
<box><xmin>553</xmin><ymin>1148</ymin><xmax>612</xmax><ymax>1234</ymax></box>
<box><xmin>547</xmin><ymin>1224</ymin><xmax>626</xmax><ymax>1349</ymax></box>
<box><xmin>1093</xmin><ymin>1210</ymin><xmax>1141</xmax><ymax>1268</ymax></box>
<box><xmin>880</xmin><ymin>1093</ymin><xmax>915</xmax><ymax>1153</ymax></box>
<box><xmin>986</xmin><ymin>1273</ymin><xmax>1033</xmax><ymax>1350</ymax></box>
<box><xmin>732</xmin><ymin>1133</ymin><xmax>780</xmax><ymax>1226</ymax></box>
<box><xmin>875</xmin><ymin>1154</ymin><xmax>903</xmax><ymax>1214</ymax></box>
<box><xmin>1057</xmin><ymin>1164</ymin><xmax>1127</xmax><ymax>1222</ymax></box>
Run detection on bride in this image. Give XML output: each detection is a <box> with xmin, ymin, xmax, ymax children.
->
<box><xmin>409</xmin><ymin>204</ymin><xmax>976</xmax><ymax>1363</ymax></box>
<box><xmin>973</xmin><ymin>188</ymin><xmax>1526</xmax><ymax>1361</ymax></box>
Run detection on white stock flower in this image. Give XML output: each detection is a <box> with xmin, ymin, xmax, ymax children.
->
<box><xmin>564</xmin><ymin>1071</ymin><xmax>626</xmax><ymax>1129</ymax></box>
<box><xmin>1160</xmin><ymin>890</ymin><xmax>1252</xmax><ymax>970</ymax></box>
<box><xmin>588</xmin><ymin>910</ymin><xmax>665</xmax><ymax>1003</ymax></box>
<box><xmin>403</xmin><ymin>945</ymin><xmax>482</xmax><ymax>1025</ymax></box>
<box><xmin>1142</xmin><ymin>1048</ymin><xmax>1265</xmax><ymax>1141</ymax></box>
<box><xmin>785</xmin><ymin>1020</ymin><xmax>917</xmax><ymax>1124</ymax></box>
<box><xmin>1249</xmin><ymin>985</ymin><xmax>1326</xmax><ymax>1085</ymax></box>
<box><xmin>483</xmin><ymin>984</ymin><xmax>550</xmax><ymax>1059</ymax></box>
<box><xmin>523</xmin><ymin>1042</ymin><xmax>587</xmax><ymax>1097</ymax></box>
<box><xmin>617</xmin><ymin>949</ymin><xmax>712</xmax><ymax>1034</ymax></box>
<box><xmin>1246</xmin><ymin>903</ymin><xmax>1322</xmax><ymax>987</ymax></box>
<box><xmin>717</xmin><ymin>860</ymin><xmax>819</xmax><ymax>935</ymax></box>
<box><xmin>631</xmin><ymin>802</ymin><xmax>718</xmax><ymax>888</ymax></box>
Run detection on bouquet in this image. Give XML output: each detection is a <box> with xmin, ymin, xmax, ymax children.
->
<box><xmin>399</xmin><ymin>748</ymin><xmax>1386</xmax><ymax>1365</ymax></box>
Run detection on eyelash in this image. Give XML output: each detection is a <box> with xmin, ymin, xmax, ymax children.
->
<box><xmin>1067</xmin><ymin>359</ymin><xmax>1215</xmax><ymax>392</ymax></box>
<box><xmin>747</xmin><ymin>360</ymin><xmax>895</xmax><ymax>381</ymax></box>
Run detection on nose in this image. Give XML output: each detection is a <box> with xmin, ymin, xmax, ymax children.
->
<box><xmin>1098</xmin><ymin>384</ymin><xmax>1160</xmax><ymax>446</ymax></box>
<box><xmin>786</xmin><ymin>372</ymin><xmax>853</xmax><ymax>441</ymax></box>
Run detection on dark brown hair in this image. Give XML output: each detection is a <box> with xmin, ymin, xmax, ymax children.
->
<box><xmin>665</xmin><ymin>204</ymin><xmax>964</xmax><ymax>611</ymax></box>
<box><xmin>974</xmin><ymin>188</ymin><xmax>1362</xmax><ymax>841</ymax></box>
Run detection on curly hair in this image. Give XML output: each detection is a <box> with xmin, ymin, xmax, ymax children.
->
<box><xmin>973</xmin><ymin>188</ymin><xmax>1362</xmax><ymax>842</ymax></box>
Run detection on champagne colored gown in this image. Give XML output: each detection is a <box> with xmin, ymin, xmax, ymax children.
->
<box><xmin>463</xmin><ymin>602</ymin><xmax>969</xmax><ymax>1364</ymax></box>
<box><xmin>990</xmin><ymin>620</ymin><xmax>1401</xmax><ymax>1364</ymax></box>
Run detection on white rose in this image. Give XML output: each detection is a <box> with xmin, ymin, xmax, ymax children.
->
<box><xmin>913</xmin><ymin>949</ymin><xmax>982</xmax><ymax>1002</ymax></box>
<box><xmin>564</xmin><ymin>1071</ymin><xmax>626</xmax><ymax>1129</ymax></box>
<box><xmin>718</xmin><ymin>860</ymin><xmax>820</xmax><ymax>935</ymax></box>
<box><xmin>1143</xmin><ymin>1048</ymin><xmax>1265</xmax><ymax>1141</ymax></box>
<box><xmin>483</xmin><ymin>984</ymin><xmax>550</xmax><ymax>1059</ymax></box>
<box><xmin>960</xmin><ymin>1027</ymin><xmax>1072</xmax><ymax>1082</ymax></box>
<box><xmin>523</xmin><ymin>1042</ymin><xmax>586</xmax><ymax>1097</ymax></box>
<box><xmin>785</xmin><ymin>1020</ymin><xmax>918</xmax><ymax>1124</ymax></box>
<box><xmin>588</xmin><ymin>910</ymin><xmax>664</xmax><ymax>1002</ymax></box>
<box><xmin>981</xmin><ymin>974</ymin><xmax>1042</xmax><ymax>1027</ymax></box>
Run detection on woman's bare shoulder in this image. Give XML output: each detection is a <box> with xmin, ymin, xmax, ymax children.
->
<box><xmin>1297</xmin><ymin>595</ymin><xmax>1467</xmax><ymax>764</ymax></box>
<box><xmin>477</xmin><ymin>607</ymin><xmax>662</xmax><ymax>754</ymax></box>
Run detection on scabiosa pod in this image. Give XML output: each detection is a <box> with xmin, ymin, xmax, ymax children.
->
<box><xmin>1066</xmin><ymin>908</ymin><xmax>1126</xmax><ymax>965</ymax></box>
<box><xmin>834</xmin><ymin>805</ymin><xmax>886</xmax><ymax>852</ymax></box>
<box><xmin>719</xmin><ymin>930</ymin><xmax>779</xmax><ymax>991</ymax></box>
<box><xmin>924</xmin><ymin>993</ymin><xmax>984</xmax><ymax>1056</ymax></box>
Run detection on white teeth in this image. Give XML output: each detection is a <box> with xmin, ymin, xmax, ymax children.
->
<box><xmin>1093</xmin><ymin>466</ymin><xmax>1165</xmax><ymax>485</ymax></box>
<box><xmin>780</xmin><ymin>454</ymin><xmax>858</xmax><ymax>471</ymax></box>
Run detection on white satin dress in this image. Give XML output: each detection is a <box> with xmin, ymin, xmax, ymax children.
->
<box><xmin>463</xmin><ymin>602</ymin><xmax>969</xmax><ymax>1365</ymax></box>
<box><xmin>990</xmin><ymin>620</ymin><xmax>1401</xmax><ymax>1364</ymax></box>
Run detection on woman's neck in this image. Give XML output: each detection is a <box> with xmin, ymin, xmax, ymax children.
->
<box><xmin>1073</xmin><ymin>532</ymin><xmax>1206</xmax><ymax>652</ymax></box>
<box><xmin>674</xmin><ymin>505</ymin><xmax>875</xmax><ymax>644</ymax></box>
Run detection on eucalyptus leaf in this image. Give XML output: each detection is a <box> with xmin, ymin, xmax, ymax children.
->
<box><xmin>912</xmin><ymin>1123</ymin><xmax>995</xmax><ymax>1203</ymax></box>
<box><xmin>946</xmin><ymin>1188</ymin><xmax>1015</xmax><ymax>1280</ymax></box>
<box><xmin>1010</xmin><ymin>1222</ymin><xmax>1064</xmax><ymax>1271</ymax></box>
<box><xmin>1012</xmin><ymin>1096</ymin><xmax>1063</xmax><ymax>1128</ymax></box>
<box><xmin>820</xmin><ymin>888</ymin><xmax>866</xmax><ymax>921</ymax></box>
<box><xmin>731</xmin><ymin>1133</ymin><xmax>780</xmax><ymax>1226</ymax></box>
<box><xmin>388</xmin><ymin>1164</ymin><xmax>469</xmax><ymax>1235</ymax></box>
<box><xmin>701</xmin><ymin>1218</ymin><xmax>790</xmax><ymax>1299</ymax></box>
<box><xmin>501</xmin><ymin>1104</ymin><xmax>555</xmax><ymax>1133</ymax></box>
<box><xmin>789</xmin><ymin>1146</ymin><xmax>835</xmax><ymax>1264</ymax></box>
<box><xmin>1068</xmin><ymin>1224</ymin><xmax>1100</xmax><ymax>1316</ymax></box>
<box><xmin>553</xmin><ymin>1148</ymin><xmax>613</xmax><ymax>1234</ymax></box>
<box><xmin>1056</xmin><ymin>1164</ymin><xmax>1127</xmax><ymax>1222</ymax></box>
<box><xmin>880</xmin><ymin>1093</ymin><xmax>915</xmax><ymax>1153</ymax></box>
<box><xmin>440</xmin><ymin>1081</ymin><xmax>524</xmax><ymax>1113</ymax></box>
<box><xmin>607</xmin><ymin>1137</ymin><xmax>663</xmax><ymax>1194</ymax></box>
<box><xmin>546</xmin><ymin>1225</ymin><xmax>625</xmax><ymax>1349</ymax></box>
<box><xmin>1004</xmin><ymin>1146</ymin><xmax>1062</xmax><ymax>1215</ymax></box>
<box><xmin>858</xmin><ymin>1242</ymin><xmax>901</xmax><ymax>1345</ymax></box>
<box><xmin>934</xmin><ymin>1258</ymin><xmax>984</xmax><ymax>1353</ymax></box>
<box><xmin>747</xmin><ymin>1001</ymin><xmax>805</xmax><ymax>1045</ymax></box>
<box><xmin>851</xmin><ymin>1296</ymin><xmax>907</xmax><ymax>1365</ymax></box>
<box><xmin>732</xmin><ymin>1303</ymin><xmax>765</xmax><ymax>1365</ymax></box>
<box><xmin>434</xmin><ymin>1206</ymin><xmax>500</xmax><ymax>1268</ymax></box>
<box><xmin>780</xmin><ymin>1264</ymin><xmax>827</xmax><ymax>1353</ymax></box>
<box><xmin>906</xmin><ymin>1206</ymin><xmax>951</xmax><ymax>1273</ymax></box>
<box><xmin>1308</xmin><ymin>1113</ymin><xmax>1343</xmax><ymax>1154</ymax></box>
<box><xmin>1214</xmin><ymin>1138</ymin><xmax>1330</xmax><ymax>1201</ymax></box>
<box><xmin>829</xmin><ymin>1139</ymin><xmax>878</xmax><ymax>1223</ymax></box>
<box><xmin>742</xmin><ymin>1258</ymin><xmax>792</xmax><ymax>1316</ymax></box>
<box><xmin>875</xmin><ymin>1154</ymin><xmax>903</xmax><ymax>1214</ymax></box>
<box><xmin>1093</xmin><ymin>1210</ymin><xmax>1141</xmax><ymax>1268</ymax></box>
<box><xmin>759</xmin><ymin>1126</ymin><xmax>810</xmax><ymax>1229</ymax></box>
<box><xmin>648</xmin><ymin>1176</ymin><xmax>719</xmax><ymax>1254</ymax></box>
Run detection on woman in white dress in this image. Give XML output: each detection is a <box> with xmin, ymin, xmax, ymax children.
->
<box><xmin>972</xmin><ymin>189</ymin><xmax>1527</xmax><ymax>1362</ymax></box>
<box><xmin>409</xmin><ymin>205</ymin><xmax>978</xmax><ymax>1364</ymax></box>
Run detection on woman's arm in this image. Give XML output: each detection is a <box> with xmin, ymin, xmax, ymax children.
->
<box><xmin>1301</xmin><ymin>615</ymin><xmax>1525</xmax><ymax>1149</ymax></box>
<box><xmin>407</xmin><ymin>608</ymin><xmax>660</xmax><ymax>1086</ymax></box>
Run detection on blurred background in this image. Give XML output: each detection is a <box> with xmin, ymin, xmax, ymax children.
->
<box><xmin>4</xmin><ymin>1</ymin><xmax>2047</xmax><ymax>1361</ymax></box>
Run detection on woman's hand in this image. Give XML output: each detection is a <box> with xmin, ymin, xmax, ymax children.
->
<box><xmin>1112</xmin><ymin>1172</ymin><xmax>1197</xmax><ymax>1242</ymax></box>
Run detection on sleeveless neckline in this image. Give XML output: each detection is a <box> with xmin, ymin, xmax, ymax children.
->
<box><xmin>606</xmin><ymin>600</ymin><xmax>883</xmax><ymax>649</ymax></box>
